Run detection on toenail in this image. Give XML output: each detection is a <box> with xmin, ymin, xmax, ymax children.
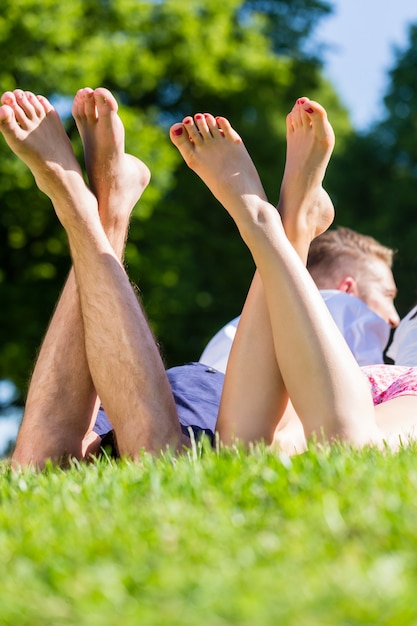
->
<box><xmin>195</xmin><ymin>114</ymin><xmax>203</xmax><ymax>120</ymax></box>
<box><xmin>173</xmin><ymin>127</ymin><xmax>183</xmax><ymax>136</ymax></box>
<box><xmin>306</xmin><ymin>108</ymin><xmax>314</xmax><ymax>114</ymax></box>
<box><xmin>184</xmin><ymin>118</ymin><xmax>191</xmax><ymax>124</ymax></box>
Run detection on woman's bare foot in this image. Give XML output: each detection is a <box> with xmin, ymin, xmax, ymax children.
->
<box><xmin>169</xmin><ymin>113</ymin><xmax>279</xmax><ymax>242</ymax></box>
<box><xmin>0</xmin><ymin>90</ymin><xmax>88</xmax><ymax>217</ymax></box>
<box><xmin>72</xmin><ymin>87</ymin><xmax>150</xmax><ymax>233</ymax></box>
<box><xmin>278</xmin><ymin>97</ymin><xmax>335</xmax><ymax>259</ymax></box>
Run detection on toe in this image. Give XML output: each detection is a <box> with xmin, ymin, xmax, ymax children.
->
<box><xmin>36</xmin><ymin>95</ymin><xmax>55</xmax><ymax>115</ymax></box>
<box><xmin>170</xmin><ymin>122</ymin><xmax>198</xmax><ymax>164</ymax></box>
<box><xmin>170</xmin><ymin>122</ymin><xmax>186</xmax><ymax>142</ymax></box>
<box><xmin>1</xmin><ymin>91</ymin><xmax>36</xmax><ymax>130</ymax></box>
<box><xmin>194</xmin><ymin>113</ymin><xmax>212</xmax><ymax>139</ymax></box>
<box><xmin>204</xmin><ymin>113</ymin><xmax>223</xmax><ymax>138</ymax></box>
<box><xmin>84</xmin><ymin>90</ymin><xmax>98</xmax><ymax>121</ymax></box>
<box><xmin>0</xmin><ymin>104</ymin><xmax>16</xmax><ymax>127</ymax></box>
<box><xmin>183</xmin><ymin>116</ymin><xmax>204</xmax><ymax>145</ymax></box>
<box><xmin>215</xmin><ymin>116</ymin><xmax>241</xmax><ymax>142</ymax></box>
<box><xmin>14</xmin><ymin>90</ymin><xmax>37</xmax><ymax>120</ymax></box>
<box><xmin>301</xmin><ymin>98</ymin><xmax>327</xmax><ymax>119</ymax></box>
<box><xmin>1</xmin><ymin>91</ymin><xmax>16</xmax><ymax>107</ymax></box>
<box><xmin>0</xmin><ymin>104</ymin><xmax>26</xmax><ymax>142</ymax></box>
<box><xmin>94</xmin><ymin>87</ymin><xmax>118</xmax><ymax>116</ymax></box>
<box><xmin>72</xmin><ymin>88</ymin><xmax>94</xmax><ymax>120</ymax></box>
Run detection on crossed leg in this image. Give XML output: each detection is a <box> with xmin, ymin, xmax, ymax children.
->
<box><xmin>0</xmin><ymin>88</ymin><xmax>183</xmax><ymax>467</ymax></box>
<box><xmin>272</xmin><ymin>97</ymin><xmax>337</xmax><ymax>451</ymax></box>
<box><xmin>169</xmin><ymin>104</ymin><xmax>382</xmax><ymax>448</ymax></box>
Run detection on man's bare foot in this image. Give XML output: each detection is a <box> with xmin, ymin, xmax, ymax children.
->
<box><xmin>0</xmin><ymin>89</ymin><xmax>87</xmax><ymax>214</ymax></box>
<box><xmin>169</xmin><ymin>113</ymin><xmax>278</xmax><ymax>241</ymax></box>
<box><xmin>278</xmin><ymin>97</ymin><xmax>335</xmax><ymax>258</ymax></box>
<box><xmin>72</xmin><ymin>87</ymin><xmax>151</xmax><ymax>232</ymax></box>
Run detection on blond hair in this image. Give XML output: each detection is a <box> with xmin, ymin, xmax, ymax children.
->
<box><xmin>307</xmin><ymin>227</ymin><xmax>395</xmax><ymax>289</ymax></box>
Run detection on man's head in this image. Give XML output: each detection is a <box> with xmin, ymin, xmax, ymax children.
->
<box><xmin>307</xmin><ymin>227</ymin><xmax>400</xmax><ymax>328</ymax></box>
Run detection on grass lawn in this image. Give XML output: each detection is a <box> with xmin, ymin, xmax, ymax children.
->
<box><xmin>1</xmin><ymin>441</ymin><xmax>417</xmax><ymax>625</ymax></box>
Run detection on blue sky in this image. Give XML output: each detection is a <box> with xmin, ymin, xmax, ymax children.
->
<box><xmin>315</xmin><ymin>0</ymin><xmax>417</xmax><ymax>130</ymax></box>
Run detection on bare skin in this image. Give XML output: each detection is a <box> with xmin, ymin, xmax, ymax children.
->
<box><xmin>6</xmin><ymin>87</ymin><xmax>417</xmax><ymax>464</ymax></box>
<box><xmin>170</xmin><ymin>102</ymin><xmax>382</xmax><ymax>448</ymax></box>
<box><xmin>278</xmin><ymin>97</ymin><xmax>335</xmax><ymax>261</ymax></box>
<box><xmin>12</xmin><ymin>87</ymin><xmax>152</xmax><ymax>464</ymax></box>
<box><xmin>1</xmin><ymin>88</ymin><xmax>183</xmax><ymax>467</ymax></box>
<box><xmin>272</xmin><ymin>98</ymin><xmax>336</xmax><ymax>451</ymax></box>
<box><xmin>72</xmin><ymin>87</ymin><xmax>150</xmax><ymax>249</ymax></box>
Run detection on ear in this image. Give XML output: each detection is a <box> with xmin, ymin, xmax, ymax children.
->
<box><xmin>337</xmin><ymin>276</ymin><xmax>357</xmax><ymax>295</ymax></box>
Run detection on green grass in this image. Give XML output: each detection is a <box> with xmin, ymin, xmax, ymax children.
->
<box><xmin>1</xmin><ymin>441</ymin><xmax>417</xmax><ymax>625</ymax></box>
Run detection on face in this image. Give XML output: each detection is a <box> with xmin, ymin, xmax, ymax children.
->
<box><xmin>355</xmin><ymin>259</ymin><xmax>400</xmax><ymax>328</ymax></box>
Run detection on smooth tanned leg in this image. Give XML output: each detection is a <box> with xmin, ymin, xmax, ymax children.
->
<box><xmin>170</xmin><ymin>106</ymin><xmax>381</xmax><ymax>448</ymax></box>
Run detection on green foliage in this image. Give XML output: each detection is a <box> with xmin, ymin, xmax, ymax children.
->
<box><xmin>0</xmin><ymin>0</ymin><xmax>346</xmax><ymax>393</ymax></box>
<box><xmin>1</xmin><ymin>443</ymin><xmax>417</xmax><ymax>624</ymax></box>
<box><xmin>326</xmin><ymin>21</ymin><xmax>417</xmax><ymax>318</ymax></box>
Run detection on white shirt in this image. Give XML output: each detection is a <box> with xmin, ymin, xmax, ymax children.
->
<box><xmin>199</xmin><ymin>290</ymin><xmax>390</xmax><ymax>373</ymax></box>
<box><xmin>386</xmin><ymin>304</ymin><xmax>417</xmax><ymax>366</ymax></box>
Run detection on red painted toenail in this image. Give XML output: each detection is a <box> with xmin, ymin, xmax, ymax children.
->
<box><xmin>173</xmin><ymin>127</ymin><xmax>183</xmax><ymax>136</ymax></box>
<box><xmin>306</xmin><ymin>108</ymin><xmax>314</xmax><ymax>113</ymax></box>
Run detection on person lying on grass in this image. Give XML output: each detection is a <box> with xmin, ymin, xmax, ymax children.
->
<box><xmin>1</xmin><ymin>87</ymin><xmax>417</xmax><ymax>469</ymax></box>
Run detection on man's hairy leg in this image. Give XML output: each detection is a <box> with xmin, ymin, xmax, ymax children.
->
<box><xmin>13</xmin><ymin>269</ymin><xmax>100</xmax><ymax>466</ymax></box>
<box><xmin>0</xmin><ymin>88</ymin><xmax>181</xmax><ymax>466</ymax></box>
<box><xmin>12</xmin><ymin>87</ymin><xmax>152</xmax><ymax>466</ymax></box>
<box><xmin>0</xmin><ymin>89</ymin><xmax>98</xmax><ymax>466</ymax></box>
<box><xmin>71</xmin><ymin>88</ymin><xmax>186</xmax><ymax>456</ymax></box>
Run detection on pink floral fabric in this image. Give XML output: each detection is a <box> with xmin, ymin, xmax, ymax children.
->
<box><xmin>361</xmin><ymin>364</ymin><xmax>417</xmax><ymax>405</ymax></box>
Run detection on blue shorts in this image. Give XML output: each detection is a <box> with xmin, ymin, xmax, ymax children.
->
<box><xmin>94</xmin><ymin>362</ymin><xmax>224</xmax><ymax>454</ymax></box>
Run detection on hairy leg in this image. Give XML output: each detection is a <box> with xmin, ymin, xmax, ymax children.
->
<box><xmin>72</xmin><ymin>87</ymin><xmax>150</xmax><ymax>255</ymax></box>
<box><xmin>0</xmin><ymin>89</ymin><xmax>101</xmax><ymax>466</ymax></box>
<box><xmin>1</xmin><ymin>89</ymin><xmax>181</xmax><ymax>466</ymax></box>
<box><xmin>170</xmin><ymin>107</ymin><xmax>381</xmax><ymax>447</ymax></box>
<box><xmin>14</xmin><ymin>88</ymin><xmax>154</xmax><ymax>467</ymax></box>
<box><xmin>72</xmin><ymin>88</ymin><xmax>186</xmax><ymax>454</ymax></box>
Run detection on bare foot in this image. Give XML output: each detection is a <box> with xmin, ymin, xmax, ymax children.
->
<box><xmin>0</xmin><ymin>90</ymin><xmax>87</xmax><ymax>215</ymax></box>
<box><xmin>169</xmin><ymin>113</ymin><xmax>277</xmax><ymax>241</ymax></box>
<box><xmin>72</xmin><ymin>87</ymin><xmax>151</xmax><ymax>233</ymax></box>
<box><xmin>278</xmin><ymin>97</ymin><xmax>335</xmax><ymax>258</ymax></box>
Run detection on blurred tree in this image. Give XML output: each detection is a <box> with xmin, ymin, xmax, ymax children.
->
<box><xmin>326</xmin><ymin>22</ymin><xmax>417</xmax><ymax>318</ymax></box>
<box><xmin>0</xmin><ymin>0</ymin><xmax>353</xmax><ymax>394</ymax></box>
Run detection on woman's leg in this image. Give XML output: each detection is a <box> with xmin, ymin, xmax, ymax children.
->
<box><xmin>217</xmin><ymin>98</ymin><xmax>336</xmax><ymax>446</ymax></box>
<box><xmin>170</xmin><ymin>104</ymin><xmax>381</xmax><ymax>447</ymax></box>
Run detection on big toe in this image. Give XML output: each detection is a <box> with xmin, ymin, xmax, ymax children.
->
<box><xmin>94</xmin><ymin>88</ymin><xmax>119</xmax><ymax>117</ymax></box>
<box><xmin>0</xmin><ymin>104</ymin><xmax>19</xmax><ymax>133</ymax></box>
<box><xmin>302</xmin><ymin>99</ymin><xmax>335</xmax><ymax>143</ymax></box>
<box><xmin>302</xmin><ymin>98</ymin><xmax>328</xmax><ymax>119</ymax></box>
<box><xmin>170</xmin><ymin>123</ymin><xmax>195</xmax><ymax>162</ymax></box>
